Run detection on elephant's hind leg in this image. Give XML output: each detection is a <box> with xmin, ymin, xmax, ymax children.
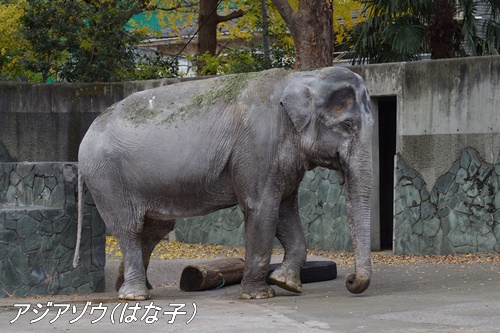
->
<box><xmin>106</xmin><ymin>231</ymin><xmax>149</xmax><ymax>300</ymax></box>
<box><xmin>115</xmin><ymin>218</ymin><xmax>176</xmax><ymax>292</ymax></box>
<box><xmin>268</xmin><ymin>195</ymin><xmax>306</xmax><ymax>293</ymax></box>
<box><xmin>85</xmin><ymin>169</ymin><xmax>152</xmax><ymax>300</ymax></box>
<box><xmin>95</xmin><ymin>200</ymin><xmax>150</xmax><ymax>300</ymax></box>
<box><xmin>113</xmin><ymin>226</ymin><xmax>150</xmax><ymax>300</ymax></box>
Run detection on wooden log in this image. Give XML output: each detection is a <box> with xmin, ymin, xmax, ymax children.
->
<box><xmin>180</xmin><ymin>259</ymin><xmax>337</xmax><ymax>291</ymax></box>
<box><xmin>180</xmin><ymin>258</ymin><xmax>245</xmax><ymax>291</ymax></box>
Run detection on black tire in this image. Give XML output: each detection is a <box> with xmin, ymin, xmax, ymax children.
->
<box><xmin>266</xmin><ymin>261</ymin><xmax>337</xmax><ymax>284</ymax></box>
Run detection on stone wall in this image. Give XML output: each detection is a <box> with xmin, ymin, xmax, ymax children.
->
<box><xmin>395</xmin><ymin>149</ymin><xmax>500</xmax><ymax>254</ymax></box>
<box><xmin>0</xmin><ymin>163</ymin><xmax>105</xmax><ymax>297</ymax></box>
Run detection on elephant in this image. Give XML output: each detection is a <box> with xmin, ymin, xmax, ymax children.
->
<box><xmin>74</xmin><ymin>66</ymin><xmax>374</xmax><ymax>300</ymax></box>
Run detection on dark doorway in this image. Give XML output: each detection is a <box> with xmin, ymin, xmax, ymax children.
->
<box><xmin>378</xmin><ymin>96</ymin><xmax>397</xmax><ymax>250</ymax></box>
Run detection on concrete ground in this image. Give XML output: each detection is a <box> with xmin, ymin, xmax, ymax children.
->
<box><xmin>1</xmin><ymin>253</ymin><xmax>499</xmax><ymax>332</ymax></box>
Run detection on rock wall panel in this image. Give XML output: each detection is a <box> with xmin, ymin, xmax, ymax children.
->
<box><xmin>395</xmin><ymin>149</ymin><xmax>500</xmax><ymax>254</ymax></box>
<box><xmin>0</xmin><ymin>163</ymin><xmax>105</xmax><ymax>297</ymax></box>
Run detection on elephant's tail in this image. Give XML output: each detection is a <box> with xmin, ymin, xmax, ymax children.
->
<box><xmin>73</xmin><ymin>168</ymin><xmax>84</xmax><ymax>268</ymax></box>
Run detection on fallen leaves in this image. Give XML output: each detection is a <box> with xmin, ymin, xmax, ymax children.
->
<box><xmin>106</xmin><ymin>236</ymin><xmax>245</xmax><ymax>260</ymax></box>
<box><xmin>106</xmin><ymin>236</ymin><xmax>122</xmax><ymax>258</ymax></box>
<box><xmin>106</xmin><ymin>236</ymin><xmax>500</xmax><ymax>266</ymax></box>
<box><xmin>152</xmin><ymin>241</ymin><xmax>245</xmax><ymax>260</ymax></box>
<box><xmin>308</xmin><ymin>250</ymin><xmax>500</xmax><ymax>266</ymax></box>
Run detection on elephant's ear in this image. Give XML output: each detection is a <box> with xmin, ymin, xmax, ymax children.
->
<box><xmin>280</xmin><ymin>76</ymin><xmax>317</xmax><ymax>132</ymax></box>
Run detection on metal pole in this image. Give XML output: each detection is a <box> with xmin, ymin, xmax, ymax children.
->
<box><xmin>261</xmin><ymin>0</ymin><xmax>271</xmax><ymax>69</ymax></box>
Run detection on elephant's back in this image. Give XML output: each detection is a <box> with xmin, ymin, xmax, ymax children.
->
<box><xmin>89</xmin><ymin>68</ymin><xmax>290</xmax><ymax>131</ymax></box>
<box><xmin>99</xmin><ymin>79</ymin><xmax>209</xmax><ymax>129</ymax></box>
<box><xmin>78</xmin><ymin>69</ymin><xmax>291</xmax><ymax>176</ymax></box>
<box><xmin>79</xmin><ymin>79</ymin><xmax>210</xmax><ymax>161</ymax></box>
<box><xmin>78</xmin><ymin>78</ymin><xmax>237</xmax><ymax>181</ymax></box>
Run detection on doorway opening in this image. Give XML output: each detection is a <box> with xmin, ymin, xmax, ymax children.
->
<box><xmin>378</xmin><ymin>96</ymin><xmax>397</xmax><ymax>250</ymax></box>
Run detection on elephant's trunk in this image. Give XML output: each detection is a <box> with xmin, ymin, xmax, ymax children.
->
<box><xmin>343</xmin><ymin>123</ymin><xmax>373</xmax><ymax>294</ymax></box>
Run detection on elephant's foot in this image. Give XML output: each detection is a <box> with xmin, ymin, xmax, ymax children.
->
<box><xmin>116</xmin><ymin>262</ymin><xmax>153</xmax><ymax>292</ymax></box>
<box><xmin>239</xmin><ymin>283</ymin><xmax>275</xmax><ymax>299</ymax></box>
<box><xmin>118</xmin><ymin>282</ymin><xmax>150</xmax><ymax>300</ymax></box>
<box><xmin>268</xmin><ymin>264</ymin><xmax>302</xmax><ymax>293</ymax></box>
<box><xmin>116</xmin><ymin>275</ymin><xmax>153</xmax><ymax>292</ymax></box>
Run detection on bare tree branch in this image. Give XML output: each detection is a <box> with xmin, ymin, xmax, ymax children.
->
<box><xmin>270</xmin><ymin>0</ymin><xmax>296</xmax><ymax>23</ymax></box>
<box><xmin>151</xmin><ymin>2</ymin><xmax>199</xmax><ymax>13</ymax></box>
<box><xmin>217</xmin><ymin>9</ymin><xmax>246</xmax><ymax>23</ymax></box>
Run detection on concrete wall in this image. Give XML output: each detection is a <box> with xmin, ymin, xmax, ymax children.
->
<box><xmin>0</xmin><ymin>56</ymin><xmax>499</xmax><ymax>255</ymax></box>
<box><xmin>352</xmin><ymin>56</ymin><xmax>500</xmax><ymax>184</ymax></box>
<box><xmin>395</xmin><ymin>58</ymin><xmax>500</xmax><ymax>254</ymax></box>
<box><xmin>0</xmin><ymin>78</ymin><xmax>205</xmax><ymax>162</ymax></box>
<box><xmin>352</xmin><ymin>56</ymin><xmax>500</xmax><ymax>254</ymax></box>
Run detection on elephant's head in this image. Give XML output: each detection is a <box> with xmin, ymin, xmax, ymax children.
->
<box><xmin>281</xmin><ymin>67</ymin><xmax>374</xmax><ymax>294</ymax></box>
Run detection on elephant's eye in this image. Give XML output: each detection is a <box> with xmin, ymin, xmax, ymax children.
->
<box><xmin>340</xmin><ymin>120</ymin><xmax>354</xmax><ymax>131</ymax></box>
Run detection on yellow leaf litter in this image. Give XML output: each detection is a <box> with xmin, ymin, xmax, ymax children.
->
<box><xmin>106</xmin><ymin>236</ymin><xmax>500</xmax><ymax>266</ymax></box>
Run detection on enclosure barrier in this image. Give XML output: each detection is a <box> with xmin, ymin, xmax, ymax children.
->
<box><xmin>0</xmin><ymin>162</ymin><xmax>105</xmax><ymax>297</ymax></box>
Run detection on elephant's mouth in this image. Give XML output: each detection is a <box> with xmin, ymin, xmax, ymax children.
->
<box><xmin>312</xmin><ymin>155</ymin><xmax>346</xmax><ymax>185</ymax></box>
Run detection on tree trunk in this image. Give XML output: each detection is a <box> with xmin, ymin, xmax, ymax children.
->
<box><xmin>427</xmin><ymin>0</ymin><xmax>463</xmax><ymax>59</ymax></box>
<box><xmin>262</xmin><ymin>0</ymin><xmax>271</xmax><ymax>69</ymax></box>
<box><xmin>196</xmin><ymin>0</ymin><xmax>246</xmax><ymax>74</ymax></box>
<box><xmin>271</xmin><ymin>0</ymin><xmax>334</xmax><ymax>69</ymax></box>
<box><xmin>198</xmin><ymin>0</ymin><xmax>219</xmax><ymax>57</ymax></box>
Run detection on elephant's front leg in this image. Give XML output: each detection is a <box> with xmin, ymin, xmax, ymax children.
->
<box><xmin>239</xmin><ymin>201</ymin><xmax>279</xmax><ymax>300</ymax></box>
<box><xmin>269</xmin><ymin>194</ymin><xmax>306</xmax><ymax>293</ymax></box>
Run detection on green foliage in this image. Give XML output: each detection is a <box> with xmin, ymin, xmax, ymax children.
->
<box><xmin>19</xmin><ymin>0</ymin><xmax>76</xmax><ymax>82</ymax></box>
<box><xmin>234</xmin><ymin>1</ymin><xmax>296</xmax><ymax>69</ymax></box>
<box><xmin>192</xmin><ymin>43</ymin><xmax>295</xmax><ymax>76</ymax></box>
<box><xmin>0</xmin><ymin>1</ymin><xmax>37</xmax><ymax>81</ymax></box>
<box><xmin>347</xmin><ymin>0</ymin><xmax>500</xmax><ymax>64</ymax></box>
<box><xmin>61</xmin><ymin>3</ymin><xmax>141</xmax><ymax>82</ymax></box>
<box><xmin>220</xmin><ymin>50</ymin><xmax>260</xmax><ymax>74</ymax></box>
<box><xmin>134</xmin><ymin>52</ymin><xmax>179</xmax><ymax>80</ymax></box>
<box><xmin>1</xmin><ymin>0</ymin><xmax>372</xmax><ymax>80</ymax></box>
<box><xmin>191</xmin><ymin>1</ymin><xmax>298</xmax><ymax>75</ymax></box>
<box><xmin>460</xmin><ymin>0</ymin><xmax>500</xmax><ymax>56</ymax></box>
<box><xmin>2</xmin><ymin>0</ymin><xmax>179</xmax><ymax>82</ymax></box>
<box><xmin>215</xmin><ymin>0</ymin><xmax>361</xmax><ymax>71</ymax></box>
<box><xmin>347</xmin><ymin>0</ymin><xmax>431</xmax><ymax>64</ymax></box>
<box><xmin>193</xmin><ymin>50</ymin><xmax>261</xmax><ymax>75</ymax></box>
<box><xmin>194</xmin><ymin>52</ymin><xmax>223</xmax><ymax>76</ymax></box>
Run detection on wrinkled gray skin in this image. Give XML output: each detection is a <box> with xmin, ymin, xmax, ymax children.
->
<box><xmin>77</xmin><ymin>67</ymin><xmax>374</xmax><ymax>300</ymax></box>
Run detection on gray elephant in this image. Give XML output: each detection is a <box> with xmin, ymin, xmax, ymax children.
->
<box><xmin>75</xmin><ymin>67</ymin><xmax>374</xmax><ymax>300</ymax></box>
